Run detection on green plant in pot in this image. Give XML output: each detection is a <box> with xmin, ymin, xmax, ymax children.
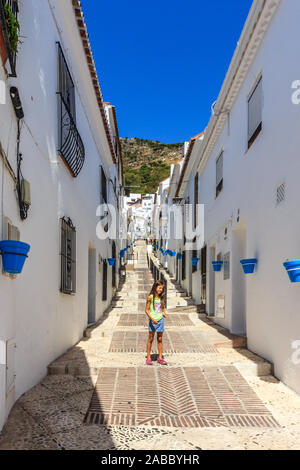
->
<box><xmin>4</xmin><ymin>3</ymin><xmax>20</xmax><ymax>53</ymax></box>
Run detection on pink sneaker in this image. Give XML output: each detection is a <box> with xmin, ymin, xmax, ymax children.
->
<box><xmin>146</xmin><ymin>358</ymin><xmax>153</xmax><ymax>365</ymax></box>
<box><xmin>157</xmin><ymin>358</ymin><xmax>168</xmax><ymax>365</ymax></box>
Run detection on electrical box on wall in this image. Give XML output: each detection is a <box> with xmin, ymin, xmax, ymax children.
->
<box><xmin>21</xmin><ymin>179</ymin><xmax>31</xmax><ymax>206</ymax></box>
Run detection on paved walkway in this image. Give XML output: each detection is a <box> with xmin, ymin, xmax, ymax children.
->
<box><xmin>0</xmin><ymin>242</ymin><xmax>300</xmax><ymax>450</ymax></box>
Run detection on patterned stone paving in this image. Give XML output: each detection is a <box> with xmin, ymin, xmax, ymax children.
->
<box><xmin>4</xmin><ymin>242</ymin><xmax>300</xmax><ymax>450</ymax></box>
<box><xmin>117</xmin><ymin>314</ymin><xmax>194</xmax><ymax>327</ymax></box>
<box><xmin>84</xmin><ymin>366</ymin><xmax>279</xmax><ymax>428</ymax></box>
<box><xmin>109</xmin><ymin>331</ymin><xmax>219</xmax><ymax>354</ymax></box>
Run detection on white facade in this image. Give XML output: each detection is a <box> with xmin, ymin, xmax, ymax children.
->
<box><xmin>195</xmin><ymin>0</ymin><xmax>300</xmax><ymax>395</ymax></box>
<box><xmin>154</xmin><ymin>0</ymin><xmax>300</xmax><ymax>396</ymax></box>
<box><xmin>0</xmin><ymin>0</ymin><xmax>124</xmax><ymax>430</ymax></box>
<box><xmin>125</xmin><ymin>194</ymin><xmax>155</xmax><ymax>239</ymax></box>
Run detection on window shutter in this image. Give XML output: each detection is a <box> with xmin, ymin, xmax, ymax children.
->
<box><xmin>248</xmin><ymin>76</ymin><xmax>262</xmax><ymax>144</ymax></box>
<box><xmin>216</xmin><ymin>152</ymin><xmax>223</xmax><ymax>187</ymax></box>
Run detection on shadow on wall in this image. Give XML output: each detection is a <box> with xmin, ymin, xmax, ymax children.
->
<box><xmin>0</xmin><ymin>328</ymin><xmax>117</xmax><ymax>449</ymax></box>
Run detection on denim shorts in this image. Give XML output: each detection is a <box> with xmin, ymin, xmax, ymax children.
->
<box><xmin>149</xmin><ymin>317</ymin><xmax>164</xmax><ymax>333</ymax></box>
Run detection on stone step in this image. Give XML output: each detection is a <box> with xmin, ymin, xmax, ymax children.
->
<box><xmin>47</xmin><ymin>358</ymin><xmax>273</xmax><ymax>378</ymax></box>
<box><xmin>166</xmin><ymin>299</ymin><xmax>193</xmax><ymax>307</ymax></box>
<box><xmin>167</xmin><ymin>304</ymin><xmax>204</xmax><ymax>314</ymax></box>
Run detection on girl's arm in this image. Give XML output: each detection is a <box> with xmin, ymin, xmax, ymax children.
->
<box><xmin>145</xmin><ymin>296</ymin><xmax>158</xmax><ymax>324</ymax></box>
<box><xmin>163</xmin><ymin>303</ymin><xmax>167</xmax><ymax>318</ymax></box>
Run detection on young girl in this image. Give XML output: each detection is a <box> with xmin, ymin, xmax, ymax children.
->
<box><xmin>145</xmin><ymin>281</ymin><xmax>167</xmax><ymax>365</ymax></box>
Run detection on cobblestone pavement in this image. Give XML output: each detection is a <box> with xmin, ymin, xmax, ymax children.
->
<box><xmin>0</xmin><ymin>242</ymin><xmax>300</xmax><ymax>450</ymax></box>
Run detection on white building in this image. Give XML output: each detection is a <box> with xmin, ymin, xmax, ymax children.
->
<box><xmin>158</xmin><ymin>0</ymin><xmax>300</xmax><ymax>396</ymax></box>
<box><xmin>0</xmin><ymin>0</ymin><xmax>124</xmax><ymax>430</ymax></box>
<box><xmin>125</xmin><ymin>193</ymin><xmax>154</xmax><ymax>239</ymax></box>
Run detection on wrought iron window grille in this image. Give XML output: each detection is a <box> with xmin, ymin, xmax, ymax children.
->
<box><xmin>0</xmin><ymin>0</ymin><xmax>19</xmax><ymax>77</ymax></box>
<box><xmin>60</xmin><ymin>217</ymin><xmax>76</xmax><ymax>295</ymax></box>
<box><xmin>57</xmin><ymin>43</ymin><xmax>85</xmax><ymax>177</ymax></box>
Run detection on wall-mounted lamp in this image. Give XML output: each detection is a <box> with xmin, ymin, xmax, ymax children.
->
<box><xmin>10</xmin><ymin>87</ymin><xmax>24</xmax><ymax>120</ymax></box>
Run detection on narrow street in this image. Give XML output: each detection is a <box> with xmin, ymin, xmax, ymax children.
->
<box><xmin>0</xmin><ymin>241</ymin><xmax>300</xmax><ymax>450</ymax></box>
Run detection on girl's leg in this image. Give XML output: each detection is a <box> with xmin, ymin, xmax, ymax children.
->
<box><xmin>147</xmin><ymin>332</ymin><xmax>155</xmax><ymax>359</ymax></box>
<box><xmin>157</xmin><ymin>332</ymin><xmax>163</xmax><ymax>359</ymax></box>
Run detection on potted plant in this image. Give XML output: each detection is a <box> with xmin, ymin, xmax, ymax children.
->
<box><xmin>4</xmin><ymin>3</ymin><xmax>20</xmax><ymax>54</ymax></box>
<box><xmin>192</xmin><ymin>257</ymin><xmax>200</xmax><ymax>267</ymax></box>
<box><xmin>0</xmin><ymin>240</ymin><xmax>30</xmax><ymax>274</ymax></box>
<box><xmin>283</xmin><ymin>260</ymin><xmax>300</xmax><ymax>283</ymax></box>
<box><xmin>107</xmin><ymin>258</ymin><xmax>116</xmax><ymax>266</ymax></box>
<box><xmin>240</xmin><ymin>258</ymin><xmax>257</xmax><ymax>274</ymax></box>
<box><xmin>212</xmin><ymin>260</ymin><xmax>223</xmax><ymax>272</ymax></box>
<box><xmin>177</xmin><ymin>253</ymin><xmax>182</xmax><ymax>260</ymax></box>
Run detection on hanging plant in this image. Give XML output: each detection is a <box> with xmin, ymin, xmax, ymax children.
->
<box><xmin>4</xmin><ymin>4</ymin><xmax>20</xmax><ymax>53</ymax></box>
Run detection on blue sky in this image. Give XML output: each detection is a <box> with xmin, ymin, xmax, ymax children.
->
<box><xmin>82</xmin><ymin>0</ymin><xmax>253</xmax><ymax>143</ymax></box>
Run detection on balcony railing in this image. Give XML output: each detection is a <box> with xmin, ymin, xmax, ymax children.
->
<box><xmin>57</xmin><ymin>92</ymin><xmax>85</xmax><ymax>178</ymax></box>
<box><xmin>0</xmin><ymin>0</ymin><xmax>19</xmax><ymax>77</ymax></box>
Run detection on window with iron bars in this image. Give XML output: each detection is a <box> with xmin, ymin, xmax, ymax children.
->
<box><xmin>60</xmin><ymin>217</ymin><xmax>76</xmax><ymax>295</ymax></box>
<box><xmin>57</xmin><ymin>43</ymin><xmax>85</xmax><ymax>177</ymax></box>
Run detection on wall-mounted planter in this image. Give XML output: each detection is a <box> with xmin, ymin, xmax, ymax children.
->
<box><xmin>192</xmin><ymin>257</ymin><xmax>200</xmax><ymax>267</ymax></box>
<box><xmin>120</xmin><ymin>251</ymin><xmax>125</xmax><ymax>259</ymax></box>
<box><xmin>107</xmin><ymin>258</ymin><xmax>116</xmax><ymax>266</ymax></box>
<box><xmin>0</xmin><ymin>240</ymin><xmax>30</xmax><ymax>274</ymax></box>
<box><xmin>177</xmin><ymin>253</ymin><xmax>182</xmax><ymax>260</ymax></box>
<box><xmin>169</xmin><ymin>251</ymin><xmax>176</xmax><ymax>257</ymax></box>
<box><xmin>240</xmin><ymin>258</ymin><xmax>257</xmax><ymax>274</ymax></box>
<box><xmin>283</xmin><ymin>260</ymin><xmax>300</xmax><ymax>283</ymax></box>
<box><xmin>212</xmin><ymin>261</ymin><xmax>223</xmax><ymax>272</ymax></box>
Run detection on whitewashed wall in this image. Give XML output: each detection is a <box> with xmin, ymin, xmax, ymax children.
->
<box><xmin>198</xmin><ymin>0</ymin><xmax>300</xmax><ymax>394</ymax></box>
<box><xmin>0</xmin><ymin>0</ymin><xmax>121</xmax><ymax>430</ymax></box>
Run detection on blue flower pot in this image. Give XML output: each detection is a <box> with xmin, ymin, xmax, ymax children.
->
<box><xmin>240</xmin><ymin>258</ymin><xmax>257</xmax><ymax>274</ymax></box>
<box><xmin>120</xmin><ymin>251</ymin><xmax>125</xmax><ymax>258</ymax></box>
<box><xmin>169</xmin><ymin>251</ymin><xmax>176</xmax><ymax>257</ymax></box>
<box><xmin>154</xmin><ymin>245</ymin><xmax>158</xmax><ymax>249</ymax></box>
<box><xmin>192</xmin><ymin>257</ymin><xmax>200</xmax><ymax>267</ymax></box>
<box><xmin>212</xmin><ymin>261</ymin><xmax>223</xmax><ymax>272</ymax></box>
<box><xmin>0</xmin><ymin>240</ymin><xmax>30</xmax><ymax>274</ymax></box>
<box><xmin>283</xmin><ymin>260</ymin><xmax>300</xmax><ymax>283</ymax></box>
<box><xmin>177</xmin><ymin>253</ymin><xmax>182</xmax><ymax>260</ymax></box>
<box><xmin>108</xmin><ymin>258</ymin><xmax>116</xmax><ymax>266</ymax></box>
